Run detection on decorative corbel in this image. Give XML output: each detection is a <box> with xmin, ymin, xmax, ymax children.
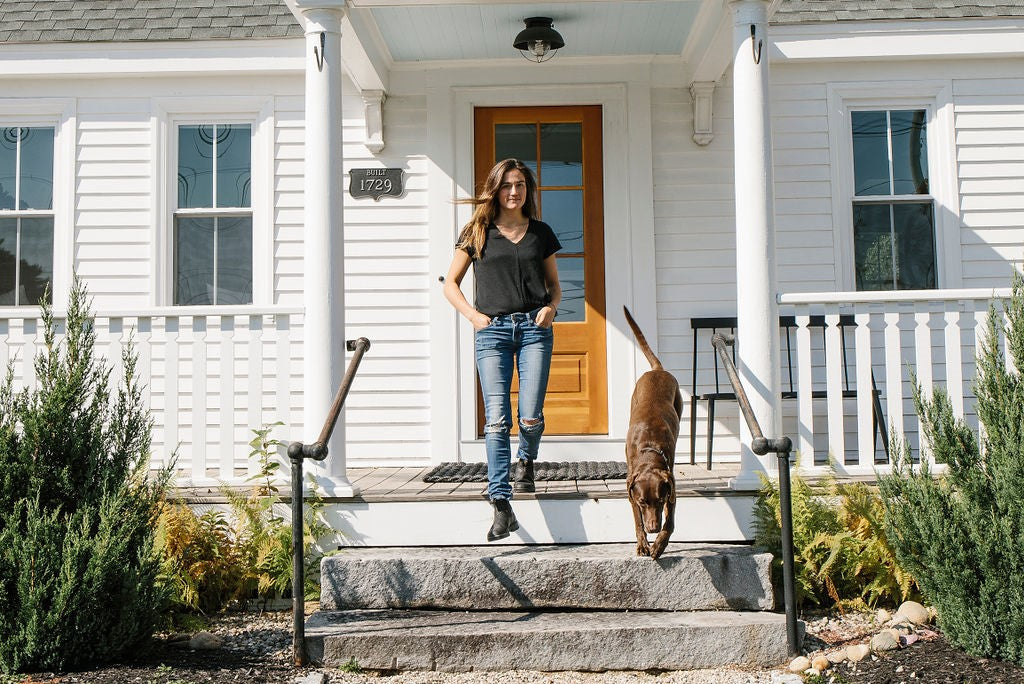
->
<box><xmin>362</xmin><ymin>89</ymin><xmax>386</xmax><ymax>154</ymax></box>
<box><xmin>690</xmin><ymin>81</ymin><xmax>716</xmax><ymax>146</ymax></box>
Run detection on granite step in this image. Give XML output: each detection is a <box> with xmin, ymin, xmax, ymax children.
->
<box><xmin>305</xmin><ymin>608</ymin><xmax>793</xmax><ymax>671</ymax></box>
<box><xmin>320</xmin><ymin>543</ymin><xmax>775</xmax><ymax>612</ymax></box>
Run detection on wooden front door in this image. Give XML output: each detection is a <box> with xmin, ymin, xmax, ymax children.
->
<box><xmin>474</xmin><ymin>105</ymin><xmax>608</xmax><ymax>435</ymax></box>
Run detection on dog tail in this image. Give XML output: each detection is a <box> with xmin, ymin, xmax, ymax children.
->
<box><xmin>623</xmin><ymin>306</ymin><xmax>663</xmax><ymax>370</ymax></box>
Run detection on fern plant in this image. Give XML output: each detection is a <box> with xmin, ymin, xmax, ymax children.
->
<box><xmin>754</xmin><ymin>460</ymin><xmax>920</xmax><ymax>612</ymax></box>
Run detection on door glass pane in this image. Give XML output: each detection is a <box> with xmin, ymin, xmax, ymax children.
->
<box><xmin>175</xmin><ymin>216</ymin><xmax>215</xmax><ymax>305</ymax></box>
<box><xmin>178</xmin><ymin>125</ymin><xmax>214</xmax><ymax>209</ymax></box>
<box><xmin>494</xmin><ymin>124</ymin><xmax>537</xmax><ymax>176</ymax></box>
<box><xmin>540</xmin><ymin>189</ymin><xmax>583</xmax><ymax>253</ymax></box>
<box><xmin>539</xmin><ymin>123</ymin><xmax>582</xmax><ymax>186</ymax></box>
<box><xmin>19</xmin><ymin>217</ymin><xmax>53</xmax><ymax>305</ymax></box>
<box><xmin>852</xmin><ymin>111</ymin><xmax>890</xmax><ymax>196</ymax></box>
<box><xmin>0</xmin><ymin>217</ymin><xmax>15</xmax><ymax>304</ymax></box>
<box><xmin>19</xmin><ymin>127</ymin><xmax>54</xmax><ymax>210</ymax></box>
<box><xmin>853</xmin><ymin>203</ymin><xmax>894</xmax><ymax>290</ymax></box>
<box><xmin>0</xmin><ymin>128</ymin><xmax>17</xmax><ymax>210</ymax></box>
<box><xmin>891</xmin><ymin>110</ymin><xmax>928</xmax><ymax>195</ymax></box>
<box><xmin>216</xmin><ymin>216</ymin><xmax>253</xmax><ymax>304</ymax></box>
<box><xmin>557</xmin><ymin>256</ymin><xmax>585</xmax><ymax>322</ymax></box>
<box><xmin>216</xmin><ymin>125</ymin><xmax>251</xmax><ymax>209</ymax></box>
<box><xmin>894</xmin><ymin>202</ymin><xmax>935</xmax><ymax>289</ymax></box>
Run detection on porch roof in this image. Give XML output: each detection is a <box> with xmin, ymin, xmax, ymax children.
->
<box><xmin>773</xmin><ymin>0</ymin><xmax>1024</xmax><ymax>24</ymax></box>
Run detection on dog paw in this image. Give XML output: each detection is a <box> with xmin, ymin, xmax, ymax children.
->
<box><xmin>635</xmin><ymin>541</ymin><xmax>652</xmax><ymax>557</ymax></box>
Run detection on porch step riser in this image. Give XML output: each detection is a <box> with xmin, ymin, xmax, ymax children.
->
<box><xmin>320</xmin><ymin>543</ymin><xmax>774</xmax><ymax>611</ymax></box>
<box><xmin>323</xmin><ymin>494</ymin><xmax>757</xmax><ymax>546</ymax></box>
<box><xmin>306</xmin><ymin>609</ymin><xmax>792</xmax><ymax>671</ymax></box>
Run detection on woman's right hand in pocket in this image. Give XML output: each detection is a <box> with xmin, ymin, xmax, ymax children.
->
<box><xmin>470</xmin><ymin>311</ymin><xmax>492</xmax><ymax>330</ymax></box>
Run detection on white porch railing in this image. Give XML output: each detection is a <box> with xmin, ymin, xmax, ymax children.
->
<box><xmin>0</xmin><ymin>306</ymin><xmax>305</xmax><ymax>487</ymax></box>
<box><xmin>778</xmin><ymin>288</ymin><xmax>1012</xmax><ymax>477</ymax></box>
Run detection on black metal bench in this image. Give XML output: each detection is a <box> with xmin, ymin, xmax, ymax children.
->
<box><xmin>689</xmin><ymin>315</ymin><xmax>889</xmax><ymax>469</ymax></box>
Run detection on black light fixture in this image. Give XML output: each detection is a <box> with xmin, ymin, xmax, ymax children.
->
<box><xmin>513</xmin><ymin>17</ymin><xmax>565</xmax><ymax>63</ymax></box>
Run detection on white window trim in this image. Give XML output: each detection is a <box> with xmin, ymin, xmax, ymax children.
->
<box><xmin>0</xmin><ymin>98</ymin><xmax>75</xmax><ymax>311</ymax></box>
<box><xmin>153</xmin><ymin>96</ymin><xmax>274</xmax><ymax>307</ymax></box>
<box><xmin>827</xmin><ymin>81</ymin><xmax>961</xmax><ymax>291</ymax></box>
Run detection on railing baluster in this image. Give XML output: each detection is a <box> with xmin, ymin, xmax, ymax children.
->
<box><xmin>944</xmin><ymin>308</ymin><xmax>965</xmax><ymax>419</ymax></box>
<box><xmin>795</xmin><ymin>309</ymin><xmax>814</xmax><ymax>470</ymax></box>
<box><xmin>883</xmin><ymin>310</ymin><xmax>905</xmax><ymax>442</ymax></box>
<box><xmin>824</xmin><ymin>311</ymin><xmax>845</xmax><ymax>468</ymax></box>
<box><xmin>854</xmin><ymin>311</ymin><xmax>875</xmax><ymax>470</ymax></box>
<box><xmin>219</xmin><ymin>314</ymin><xmax>236</xmax><ymax>479</ymax></box>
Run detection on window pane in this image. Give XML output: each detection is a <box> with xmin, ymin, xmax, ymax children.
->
<box><xmin>19</xmin><ymin>217</ymin><xmax>53</xmax><ymax>305</ymax></box>
<box><xmin>894</xmin><ymin>202</ymin><xmax>936</xmax><ymax>289</ymax></box>
<box><xmin>891</xmin><ymin>110</ymin><xmax>928</xmax><ymax>195</ymax></box>
<box><xmin>0</xmin><ymin>217</ymin><xmax>15</xmax><ymax>304</ymax></box>
<box><xmin>556</xmin><ymin>256</ymin><xmax>585</xmax><ymax>322</ymax></box>
<box><xmin>853</xmin><ymin>203</ymin><xmax>894</xmax><ymax>290</ymax></box>
<box><xmin>494</xmin><ymin>124</ymin><xmax>538</xmax><ymax>177</ymax></box>
<box><xmin>216</xmin><ymin>124</ymin><xmax>251</xmax><ymax>209</ymax></box>
<box><xmin>539</xmin><ymin>123</ymin><xmax>582</xmax><ymax>186</ymax></box>
<box><xmin>216</xmin><ymin>216</ymin><xmax>252</xmax><ymax>304</ymax></box>
<box><xmin>0</xmin><ymin>128</ymin><xmax>16</xmax><ymax>210</ymax></box>
<box><xmin>852</xmin><ymin>111</ymin><xmax>890</xmax><ymax>196</ymax></box>
<box><xmin>19</xmin><ymin>127</ymin><xmax>54</xmax><ymax>210</ymax></box>
<box><xmin>178</xmin><ymin>125</ymin><xmax>214</xmax><ymax>209</ymax></box>
<box><xmin>175</xmin><ymin>216</ymin><xmax>215</xmax><ymax>305</ymax></box>
<box><xmin>540</xmin><ymin>189</ymin><xmax>583</xmax><ymax>253</ymax></box>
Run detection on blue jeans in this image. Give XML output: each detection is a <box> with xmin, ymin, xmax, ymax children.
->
<box><xmin>475</xmin><ymin>308</ymin><xmax>554</xmax><ymax>501</ymax></box>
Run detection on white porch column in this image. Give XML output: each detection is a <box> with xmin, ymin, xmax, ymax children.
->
<box><xmin>729</xmin><ymin>0</ymin><xmax>782</xmax><ymax>489</ymax></box>
<box><xmin>292</xmin><ymin>0</ymin><xmax>355</xmax><ymax>495</ymax></box>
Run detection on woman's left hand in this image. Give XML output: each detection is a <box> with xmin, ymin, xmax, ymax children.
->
<box><xmin>535</xmin><ymin>305</ymin><xmax>556</xmax><ymax>328</ymax></box>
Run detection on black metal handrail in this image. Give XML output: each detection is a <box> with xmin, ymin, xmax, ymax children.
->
<box><xmin>711</xmin><ymin>332</ymin><xmax>799</xmax><ymax>657</ymax></box>
<box><xmin>286</xmin><ymin>337</ymin><xmax>371</xmax><ymax>666</ymax></box>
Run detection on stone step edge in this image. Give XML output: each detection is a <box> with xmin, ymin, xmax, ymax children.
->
<box><xmin>305</xmin><ymin>609</ymin><xmax>798</xmax><ymax>671</ymax></box>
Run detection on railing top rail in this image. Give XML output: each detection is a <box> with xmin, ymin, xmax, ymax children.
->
<box><xmin>779</xmin><ymin>287</ymin><xmax>1012</xmax><ymax>306</ymax></box>
<box><xmin>0</xmin><ymin>305</ymin><xmax>305</xmax><ymax>320</ymax></box>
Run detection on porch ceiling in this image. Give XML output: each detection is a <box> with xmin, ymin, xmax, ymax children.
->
<box><xmin>346</xmin><ymin>0</ymin><xmax>719</xmax><ymax>65</ymax></box>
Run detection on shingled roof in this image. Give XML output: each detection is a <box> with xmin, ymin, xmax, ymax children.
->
<box><xmin>773</xmin><ymin>0</ymin><xmax>1024</xmax><ymax>24</ymax></box>
<box><xmin>0</xmin><ymin>0</ymin><xmax>302</xmax><ymax>43</ymax></box>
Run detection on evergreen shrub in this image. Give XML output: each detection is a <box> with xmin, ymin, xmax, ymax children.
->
<box><xmin>880</xmin><ymin>273</ymin><xmax>1024</xmax><ymax>665</ymax></box>
<box><xmin>0</xmin><ymin>281</ymin><xmax>171</xmax><ymax>674</ymax></box>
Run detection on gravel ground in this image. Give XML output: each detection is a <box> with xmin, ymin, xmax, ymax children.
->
<box><xmin>9</xmin><ymin>607</ymin><xmax>1024</xmax><ymax>683</ymax></box>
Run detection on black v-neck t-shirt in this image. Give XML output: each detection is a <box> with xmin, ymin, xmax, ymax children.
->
<box><xmin>459</xmin><ymin>219</ymin><xmax>562</xmax><ymax>317</ymax></box>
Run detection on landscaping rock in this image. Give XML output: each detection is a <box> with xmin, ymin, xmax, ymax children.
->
<box><xmin>897</xmin><ymin>600</ymin><xmax>931</xmax><ymax>625</ymax></box>
<box><xmin>787</xmin><ymin>655</ymin><xmax>810</xmax><ymax>672</ymax></box>
<box><xmin>847</xmin><ymin>644</ymin><xmax>871</xmax><ymax>662</ymax></box>
<box><xmin>870</xmin><ymin>630</ymin><xmax>900</xmax><ymax>652</ymax></box>
<box><xmin>189</xmin><ymin>631</ymin><xmax>224</xmax><ymax>650</ymax></box>
<box><xmin>811</xmin><ymin>655</ymin><xmax>830</xmax><ymax>671</ymax></box>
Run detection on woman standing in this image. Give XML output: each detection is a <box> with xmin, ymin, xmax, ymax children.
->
<box><xmin>443</xmin><ymin>158</ymin><xmax>562</xmax><ymax>542</ymax></box>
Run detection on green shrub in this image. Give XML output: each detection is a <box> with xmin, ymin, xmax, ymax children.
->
<box><xmin>0</xmin><ymin>280</ymin><xmax>171</xmax><ymax>673</ymax></box>
<box><xmin>754</xmin><ymin>463</ymin><xmax>919</xmax><ymax>612</ymax></box>
<box><xmin>879</xmin><ymin>273</ymin><xmax>1024</xmax><ymax>665</ymax></box>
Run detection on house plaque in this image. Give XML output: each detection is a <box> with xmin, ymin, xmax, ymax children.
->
<box><xmin>349</xmin><ymin>168</ymin><xmax>404</xmax><ymax>200</ymax></box>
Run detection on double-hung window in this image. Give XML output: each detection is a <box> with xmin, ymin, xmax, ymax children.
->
<box><xmin>851</xmin><ymin>109</ymin><xmax>937</xmax><ymax>291</ymax></box>
<box><xmin>0</xmin><ymin>126</ymin><xmax>55</xmax><ymax>306</ymax></box>
<box><xmin>174</xmin><ymin>123</ymin><xmax>252</xmax><ymax>305</ymax></box>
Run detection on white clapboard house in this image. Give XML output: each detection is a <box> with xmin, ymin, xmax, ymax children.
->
<box><xmin>2</xmin><ymin>0</ymin><xmax>1022</xmax><ymax>546</ymax></box>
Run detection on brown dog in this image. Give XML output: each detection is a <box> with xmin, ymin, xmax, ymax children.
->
<box><xmin>623</xmin><ymin>306</ymin><xmax>683</xmax><ymax>560</ymax></box>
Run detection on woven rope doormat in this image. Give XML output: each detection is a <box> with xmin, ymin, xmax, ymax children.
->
<box><xmin>422</xmin><ymin>461</ymin><xmax>628</xmax><ymax>483</ymax></box>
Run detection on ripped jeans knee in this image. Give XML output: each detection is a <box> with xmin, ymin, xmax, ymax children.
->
<box><xmin>484</xmin><ymin>417</ymin><xmax>511</xmax><ymax>436</ymax></box>
<box><xmin>518</xmin><ymin>416</ymin><xmax>544</xmax><ymax>435</ymax></box>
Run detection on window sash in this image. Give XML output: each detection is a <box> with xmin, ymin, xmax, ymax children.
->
<box><xmin>173</xmin><ymin>214</ymin><xmax>253</xmax><ymax>306</ymax></box>
<box><xmin>0</xmin><ymin>216</ymin><xmax>54</xmax><ymax>306</ymax></box>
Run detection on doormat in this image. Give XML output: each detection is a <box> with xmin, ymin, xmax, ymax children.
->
<box><xmin>422</xmin><ymin>461</ymin><xmax>628</xmax><ymax>483</ymax></box>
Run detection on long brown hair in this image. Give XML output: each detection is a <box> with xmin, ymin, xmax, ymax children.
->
<box><xmin>456</xmin><ymin>158</ymin><xmax>539</xmax><ymax>259</ymax></box>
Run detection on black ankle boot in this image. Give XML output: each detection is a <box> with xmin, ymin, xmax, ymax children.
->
<box><xmin>487</xmin><ymin>499</ymin><xmax>519</xmax><ymax>542</ymax></box>
<box><xmin>514</xmin><ymin>459</ymin><xmax>535</xmax><ymax>493</ymax></box>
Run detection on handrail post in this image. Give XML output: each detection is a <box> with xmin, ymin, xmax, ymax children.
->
<box><xmin>286</xmin><ymin>337</ymin><xmax>370</xmax><ymax>667</ymax></box>
<box><xmin>713</xmin><ymin>332</ymin><xmax>799</xmax><ymax>657</ymax></box>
